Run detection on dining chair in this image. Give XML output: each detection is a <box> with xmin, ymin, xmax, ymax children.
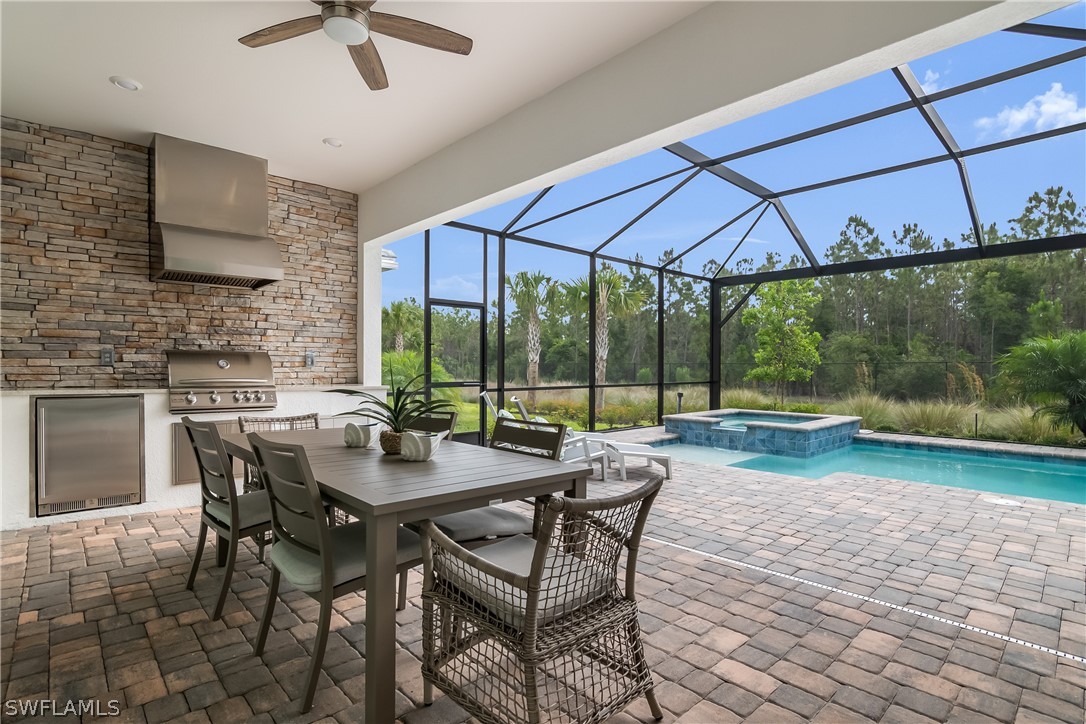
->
<box><xmin>247</xmin><ymin>432</ymin><xmax>423</xmax><ymax>714</ymax></box>
<box><xmin>182</xmin><ymin>416</ymin><xmax>273</xmax><ymax>621</ymax></box>
<box><xmin>407</xmin><ymin>410</ymin><xmax>459</xmax><ymax>435</ymax></box>
<box><xmin>237</xmin><ymin>413</ymin><xmax>320</xmax><ymax>492</ymax></box>
<box><xmin>419</xmin><ymin>475</ymin><xmax>666</xmax><ymax>723</ymax></box>
<box><xmin>409</xmin><ymin>417</ymin><xmax>568</xmax><ymax>548</ymax></box>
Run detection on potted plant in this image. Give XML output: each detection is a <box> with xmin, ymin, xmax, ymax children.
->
<box><xmin>330</xmin><ymin>371</ymin><xmax>456</xmax><ymax>454</ymax></box>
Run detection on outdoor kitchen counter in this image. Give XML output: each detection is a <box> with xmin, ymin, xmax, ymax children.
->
<box><xmin>0</xmin><ymin>386</ymin><xmax>384</xmax><ymax>530</ymax></box>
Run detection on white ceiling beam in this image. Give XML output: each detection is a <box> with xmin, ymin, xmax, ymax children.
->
<box><xmin>358</xmin><ymin>1</ymin><xmax>1066</xmax><ymax>247</ymax></box>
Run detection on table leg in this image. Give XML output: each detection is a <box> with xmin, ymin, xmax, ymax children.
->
<box><xmin>566</xmin><ymin>474</ymin><xmax>587</xmax><ymax>498</ymax></box>
<box><xmin>365</xmin><ymin>513</ymin><xmax>399</xmax><ymax>723</ymax></box>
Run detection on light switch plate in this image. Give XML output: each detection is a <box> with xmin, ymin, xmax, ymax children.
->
<box><xmin>100</xmin><ymin>349</ymin><xmax>115</xmax><ymax>366</ymax></box>
<box><xmin>305</xmin><ymin>351</ymin><xmax>316</xmax><ymax>368</ymax></box>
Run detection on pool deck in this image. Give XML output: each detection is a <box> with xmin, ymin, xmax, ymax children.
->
<box><xmin>1</xmin><ymin>449</ymin><xmax>1083</xmax><ymax>722</ymax></box>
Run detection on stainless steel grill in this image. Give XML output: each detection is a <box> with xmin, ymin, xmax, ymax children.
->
<box><xmin>166</xmin><ymin>350</ymin><xmax>278</xmax><ymax>414</ymax></box>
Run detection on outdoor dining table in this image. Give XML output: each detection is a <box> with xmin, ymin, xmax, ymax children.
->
<box><xmin>220</xmin><ymin>427</ymin><xmax>591</xmax><ymax>722</ymax></box>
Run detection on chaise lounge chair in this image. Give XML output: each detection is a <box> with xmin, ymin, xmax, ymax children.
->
<box><xmin>601</xmin><ymin>439</ymin><xmax>673</xmax><ymax>480</ymax></box>
<box><xmin>508</xmin><ymin>395</ymin><xmax>671</xmax><ymax>480</ymax></box>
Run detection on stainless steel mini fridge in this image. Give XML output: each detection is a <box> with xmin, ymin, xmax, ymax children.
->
<box><xmin>33</xmin><ymin>395</ymin><xmax>144</xmax><ymax>516</ymax></box>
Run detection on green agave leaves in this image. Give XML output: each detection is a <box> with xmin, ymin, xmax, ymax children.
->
<box><xmin>329</xmin><ymin>369</ymin><xmax>456</xmax><ymax>433</ymax></box>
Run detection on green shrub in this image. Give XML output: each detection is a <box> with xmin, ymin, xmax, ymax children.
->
<box><xmin>636</xmin><ymin>367</ymin><xmax>654</xmax><ymax>384</ymax></box>
<box><xmin>785</xmin><ymin>402</ymin><xmax>823</xmax><ymax>414</ymax></box>
<box><xmin>719</xmin><ymin>388</ymin><xmax>771</xmax><ymax>410</ymax></box>
<box><xmin>896</xmin><ymin>400</ymin><xmax>972</xmax><ymax>436</ymax></box>
<box><xmin>984</xmin><ymin>406</ymin><xmax>1081</xmax><ymax>446</ymax></box>
<box><xmin>827</xmin><ymin>393</ymin><xmax>898</xmax><ymax>430</ymax></box>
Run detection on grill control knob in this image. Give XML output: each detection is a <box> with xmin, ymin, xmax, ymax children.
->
<box><xmin>233</xmin><ymin>391</ymin><xmax>244</xmax><ymax>402</ymax></box>
<box><xmin>184</xmin><ymin>392</ymin><xmax>197</xmax><ymax>406</ymax></box>
<box><xmin>255</xmin><ymin>392</ymin><xmax>266</xmax><ymax>403</ymax></box>
<box><xmin>209</xmin><ymin>392</ymin><xmax>221</xmax><ymax>405</ymax></box>
<box><xmin>243</xmin><ymin>391</ymin><xmax>253</xmax><ymax>402</ymax></box>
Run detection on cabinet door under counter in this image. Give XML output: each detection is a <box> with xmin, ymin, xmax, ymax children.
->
<box><xmin>171</xmin><ymin>420</ymin><xmax>244</xmax><ymax>485</ymax></box>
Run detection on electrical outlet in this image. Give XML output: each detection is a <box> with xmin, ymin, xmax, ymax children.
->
<box><xmin>100</xmin><ymin>349</ymin><xmax>115</xmax><ymax>366</ymax></box>
<box><xmin>305</xmin><ymin>351</ymin><xmax>316</xmax><ymax>368</ymax></box>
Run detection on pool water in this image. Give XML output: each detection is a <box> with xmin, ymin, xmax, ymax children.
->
<box><xmin>712</xmin><ymin>413</ymin><xmax>812</xmax><ymax>429</ymax></box>
<box><xmin>663</xmin><ymin>443</ymin><xmax>1086</xmax><ymax>504</ymax></box>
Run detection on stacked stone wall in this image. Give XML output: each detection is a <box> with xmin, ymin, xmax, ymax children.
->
<box><xmin>1</xmin><ymin>117</ymin><xmax>358</xmax><ymax>388</ymax></box>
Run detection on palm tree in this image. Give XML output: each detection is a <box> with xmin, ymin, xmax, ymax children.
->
<box><xmin>383</xmin><ymin>300</ymin><xmax>422</xmax><ymax>353</ymax></box>
<box><xmin>507</xmin><ymin>271</ymin><xmax>556</xmax><ymax>406</ymax></box>
<box><xmin>564</xmin><ymin>265</ymin><xmax>646</xmax><ymax>410</ymax></box>
<box><xmin>999</xmin><ymin>331</ymin><xmax>1086</xmax><ymax>437</ymax></box>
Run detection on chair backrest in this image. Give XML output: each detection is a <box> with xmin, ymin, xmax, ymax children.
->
<box><xmin>182</xmin><ymin>416</ymin><xmax>240</xmax><ymax>523</ymax></box>
<box><xmin>488</xmin><ymin>417</ymin><xmax>567</xmax><ymax>460</ymax></box>
<box><xmin>238</xmin><ymin>412</ymin><xmax>320</xmax><ymax>433</ymax></box>
<box><xmin>247</xmin><ymin>433</ymin><xmax>332</xmax><ymax>583</ymax></box>
<box><xmin>408</xmin><ymin>411</ymin><xmax>458</xmax><ymax>435</ymax></box>
<box><xmin>424</xmin><ymin>475</ymin><xmax>663</xmax><ymax>632</ymax></box>
<box><xmin>533</xmin><ymin>475</ymin><xmax>663</xmax><ymax>609</ymax></box>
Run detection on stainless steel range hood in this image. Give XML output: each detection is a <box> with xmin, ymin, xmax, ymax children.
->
<box><xmin>150</xmin><ymin>134</ymin><xmax>284</xmax><ymax>290</ymax></box>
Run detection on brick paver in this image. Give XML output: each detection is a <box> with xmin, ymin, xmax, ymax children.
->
<box><xmin>1</xmin><ymin>452</ymin><xmax>1083</xmax><ymax>722</ymax></box>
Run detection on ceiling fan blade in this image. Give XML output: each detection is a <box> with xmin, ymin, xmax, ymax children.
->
<box><xmin>348</xmin><ymin>40</ymin><xmax>389</xmax><ymax>91</ymax></box>
<box><xmin>369</xmin><ymin>12</ymin><xmax>473</xmax><ymax>55</ymax></box>
<box><xmin>239</xmin><ymin>15</ymin><xmax>323</xmax><ymax>48</ymax></box>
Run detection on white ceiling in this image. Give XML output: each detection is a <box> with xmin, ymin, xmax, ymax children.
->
<box><xmin>0</xmin><ymin>1</ymin><xmax>703</xmax><ymax>194</ymax></box>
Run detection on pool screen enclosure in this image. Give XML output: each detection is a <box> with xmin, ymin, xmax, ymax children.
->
<box><xmin>388</xmin><ymin>10</ymin><xmax>1086</xmax><ymax>434</ymax></box>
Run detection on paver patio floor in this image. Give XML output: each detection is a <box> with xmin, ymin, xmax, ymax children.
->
<box><xmin>2</xmin><ymin>454</ymin><xmax>1084</xmax><ymax>722</ymax></box>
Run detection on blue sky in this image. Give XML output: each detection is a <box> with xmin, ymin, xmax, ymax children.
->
<box><xmin>383</xmin><ymin>2</ymin><xmax>1086</xmax><ymax>308</ymax></box>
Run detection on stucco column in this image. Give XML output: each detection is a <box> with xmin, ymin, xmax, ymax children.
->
<box><xmin>358</xmin><ymin>240</ymin><xmax>383</xmax><ymax>386</ymax></box>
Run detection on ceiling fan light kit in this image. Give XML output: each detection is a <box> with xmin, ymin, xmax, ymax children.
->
<box><xmin>321</xmin><ymin>4</ymin><xmax>370</xmax><ymax>46</ymax></box>
<box><xmin>238</xmin><ymin>0</ymin><xmax>472</xmax><ymax>91</ymax></box>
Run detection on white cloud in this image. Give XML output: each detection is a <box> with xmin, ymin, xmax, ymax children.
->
<box><xmin>974</xmin><ymin>82</ymin><xmax>1086</xmax><ymax>139</ymax></box>
<box><xmin>919</xmin><ymin>69</ymin><xmax>942</xmax><ymax>95</ymax></box>
<box><xmin>431</xmin><ymin>275</ymin><xmax>481</xmax><ymax>298</ymax></box>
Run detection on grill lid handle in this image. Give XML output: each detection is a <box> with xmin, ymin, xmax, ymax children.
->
<box><xmin>174</xmin><ymin>378</ymin><xmax>272</xmax><ymax>385</ymax></box>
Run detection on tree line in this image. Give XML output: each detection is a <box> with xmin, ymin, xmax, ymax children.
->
<box><xmin>383</xmin><ymin>187</ymin><xmax>1085</xmax><ymax>404</ymax></box>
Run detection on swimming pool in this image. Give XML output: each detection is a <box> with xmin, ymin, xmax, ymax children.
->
<box><xmin>664</xmin><ymin>442</ymin><xmax>1086</xmax><ymax>504</ymax></box>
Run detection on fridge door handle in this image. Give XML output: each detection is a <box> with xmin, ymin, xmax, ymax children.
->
<box><xmin>36</xmin><ymin>407</ymin><xmax>47</xmax><ymax>499</ymax></box>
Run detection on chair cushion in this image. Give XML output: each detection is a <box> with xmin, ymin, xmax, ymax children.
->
<box><xmin>425</xmin><ymin>507</ymin><xmax>533</xmax><ymax>543</ymax></box>
<box><xmin>444</xmin><ymin>534</ymin><xmax>612</xmax><ymax>629</ymax></box>
<box><xmin>270</xmin><ymin>522</ymin><xmax>420</xmax><ymax>593</ymax></box>
<box><xmin>206</xmin><ymin>491</ymin><xmax>272</xmax><ymax>531</ymax></box>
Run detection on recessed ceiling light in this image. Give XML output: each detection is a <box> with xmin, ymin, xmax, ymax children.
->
<box><xmin>322</xmin><ymin>137</ymin><xmax>344</xmax><ymax>148</ymax></box>
<box><xmin>108</xmin><ymin>76</ymin><xmax>142</xmax><ymax>92</ymax></box>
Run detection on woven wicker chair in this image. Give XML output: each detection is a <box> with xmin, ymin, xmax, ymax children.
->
<box><xmin>248</xmin><ymin>432</ymin><xmax>423</xmax><ymax>714</ymax></box>
<box><xmin>419</xmin><ymin>475</ymin><xmax>665</xmax><ymax>724</ymax></box>
<box><xmin>237</xmin><ymin>413</ymin><xmax>320</xmax><ymax>492</ymax></box>
<box><xmin>182</xmin><ymin>416</ymin><xmax>272</xmax><ymax>621</ymax></box>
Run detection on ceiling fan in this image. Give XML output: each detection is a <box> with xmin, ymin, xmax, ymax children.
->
<box><xmin>238</xmin><ymin>1</ymin><xmax>473</xmax><ymax>91</ymax></box>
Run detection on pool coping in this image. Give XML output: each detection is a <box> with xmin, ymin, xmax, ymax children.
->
<box><xmin>858</xmin><ymin>431</ymin><xmax>1086</xmax><ymax>462</ymax></box>
<box><xmin>663</xmin><ymin>408</ymin><xmax>862</xmax><ymax>432</ymax></box>
<box><xmin>605</xmin><ymin>426</ymin><xmax>1086</xmax><ymax>463</ymax></box>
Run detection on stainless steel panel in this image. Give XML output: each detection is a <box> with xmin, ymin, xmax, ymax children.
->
<box><xmin>152</xmin><ymin>134</ymin><xmax>269</xmax><ymax>236</ymax></box>
<box><xmin>151</xmin><ymin>223</ymin><xmax>283</xmax><ymax>289</ymax></box>
<box><xmin>172</xmin><ymin>421</ymin><xmax>243</xmax><ymax>485</ymax></box>
<box><xmin>34</xmin><ymin>395</ymin><xmax>144</xmax><ymax>514</ymax></box>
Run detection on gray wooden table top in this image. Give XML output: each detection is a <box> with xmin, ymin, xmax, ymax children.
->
<box><xmin>221</xmin><ymin>427</ymin><xmax>591</xmax><ymax>520</ymax></box>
